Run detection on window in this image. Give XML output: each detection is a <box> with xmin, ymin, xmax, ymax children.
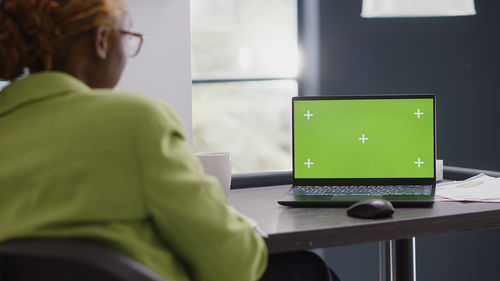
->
<box><xmin>191</xmin><ymin>0</ymin><xmax>298</xmax><ymax>173</ymax></box>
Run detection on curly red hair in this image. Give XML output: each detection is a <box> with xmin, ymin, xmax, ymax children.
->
<box><xmin>0</xmin><ymin>0</ymin><xmax>126</xmax><ymax>80</ymax></box>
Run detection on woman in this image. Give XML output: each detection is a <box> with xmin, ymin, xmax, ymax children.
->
<box><xmin>0</xmin><ymin>1</ymin><xmax>339</xmax><ymax>281</ymax></box>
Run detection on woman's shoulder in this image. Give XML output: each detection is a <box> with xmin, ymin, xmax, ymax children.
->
<box><xmin>91</xmin><ymin>89</ymin><xmax>176</xmax><ymax>117</ymax></box>
<box><xmin>85</xmin><ymin>89</ymin><xmax>180</xmax><ymax>124</ymax></box>
<box><xmin>65</xmin><ymin>89</ymin><xmax>186</xmax><ymax>137</ymax></box>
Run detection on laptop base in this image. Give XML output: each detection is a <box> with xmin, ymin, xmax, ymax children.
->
<box><xmin>278</xmin><ymin>187</ymin><xmax>435</xmax><ymax>207</ymax></box>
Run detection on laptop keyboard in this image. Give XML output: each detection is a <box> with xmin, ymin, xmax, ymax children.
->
<box><xmin>291</xmin><ymin>185</ymin><xmax>433</xmax><ymax>196</ymax></box>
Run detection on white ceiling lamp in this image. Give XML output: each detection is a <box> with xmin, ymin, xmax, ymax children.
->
<box><xmin>361</xmin><ymin>0</ymin><xmax>476</xmax><ymax>18</ymax></box>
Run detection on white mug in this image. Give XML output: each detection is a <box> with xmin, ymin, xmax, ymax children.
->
<box><xmin>195</xmin><ymin>152</ymin><xmax>232</xmax><ymax>197</ymax></box>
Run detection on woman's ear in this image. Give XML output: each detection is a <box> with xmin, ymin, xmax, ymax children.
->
<box><xmin>94</xmin><ymin>26</ymin><xmax>109</xmax><ymax>60</ymax></box>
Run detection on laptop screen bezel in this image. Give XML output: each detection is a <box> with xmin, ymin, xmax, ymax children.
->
<box><xmin>292</xmin><ymin>94</ymin><xmax>437</xmax><ymax>186</ymax></box>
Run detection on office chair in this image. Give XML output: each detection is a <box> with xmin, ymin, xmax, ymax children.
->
<box><xmin>0</xmin><ymin>239</ymin><xmax>168</xmax><ymax>281</ymax></box>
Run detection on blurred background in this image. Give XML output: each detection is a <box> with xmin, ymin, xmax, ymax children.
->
<box><xmin>190</xmin><ymin>1</ymin><xmax>500</xmax><ymax>280</ymax></box>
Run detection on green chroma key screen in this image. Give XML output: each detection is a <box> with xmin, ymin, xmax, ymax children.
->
<box><xmin>294</xmin><ymin>97</ymin><xmax>435</xmax><ymax>179</ymax></box>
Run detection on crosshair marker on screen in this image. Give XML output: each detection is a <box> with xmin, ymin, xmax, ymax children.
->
<box><xmin>359</xmin><ymin>134</ymin><xmax>368</xmax><ymax>144</ymax></box>
<box><xmin>304</xmin><ymin>110</ymin><xmax>314</xmax><ymax>120</ymax></box>
<box><xmin>304</xmin><ymin>158</ymin><xmax>314</xmax><ymax>168</ymax></box>
<box><xmin>413</xmin><ymin>108</ymin><xmax>424</xmax><ymax>119</ymax></box>
<box><xmin>414</xmin><ymin>158</ymin><xmax>424</xmax><ymax>168</ymax></box>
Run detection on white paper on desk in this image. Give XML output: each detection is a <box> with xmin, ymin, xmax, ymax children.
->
<box><xmin>436</xmin><ymin>174</ymin><xmax>500</xmax><ymax>202</ymax></box>
<box><xmin>434</xmin><ymin>195</ymin><xmax>500</xmax><ymax>203</ymax></box>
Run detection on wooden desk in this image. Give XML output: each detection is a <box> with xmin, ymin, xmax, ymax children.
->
<box><xmin>229</xmin><ymin>185</ymin><xmax>500</xmax><ymax>281</ymax></box>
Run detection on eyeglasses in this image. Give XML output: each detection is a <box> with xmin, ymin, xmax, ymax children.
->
<box><xmin>119</xmin><ymin>30</ymin><xmax>144</xmax><ymax>58</ymax></box>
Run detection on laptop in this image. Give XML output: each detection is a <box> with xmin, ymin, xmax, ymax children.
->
<box><xmin>278</xmin><ymin>94</ymin><xmax>436</xmax><ymax>207</ymax></box>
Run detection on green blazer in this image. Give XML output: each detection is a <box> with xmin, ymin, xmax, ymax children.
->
<box><xmin>0</xmin><ymin>72</ymin><xmax>267</xmax><ymax>281</ymax></box>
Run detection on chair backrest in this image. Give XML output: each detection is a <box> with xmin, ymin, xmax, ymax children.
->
<box><xmin>0</xmin><ymin>239</ymin><xmax>168</xmax><ymax>281</ymax></box>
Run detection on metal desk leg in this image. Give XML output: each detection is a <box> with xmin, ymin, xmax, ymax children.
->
<box><xmin>379</xmin><ymin>240</ymin><xmax>391</xmax><ymax>281</ymax></box>
<box><xmin>379</xmin><ymin>238</ymin><xmax>416</xmax><ymax>281</ymax></box>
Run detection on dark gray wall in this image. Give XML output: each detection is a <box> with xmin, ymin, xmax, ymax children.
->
<box><xmin>298</xmin><ymin>0</ymin><xmax>500</xmax><ymax>280</ymax></box>
<box><xmin>300</xmin><ymin>0</ymin><xmax>500</xmax><ymax>171</ymax></box>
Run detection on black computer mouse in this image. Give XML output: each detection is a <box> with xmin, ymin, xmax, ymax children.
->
<box><xmin>346</xmin><ymin>199</ymin><xmax>395</xmax><ymax>219</ymax></box>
